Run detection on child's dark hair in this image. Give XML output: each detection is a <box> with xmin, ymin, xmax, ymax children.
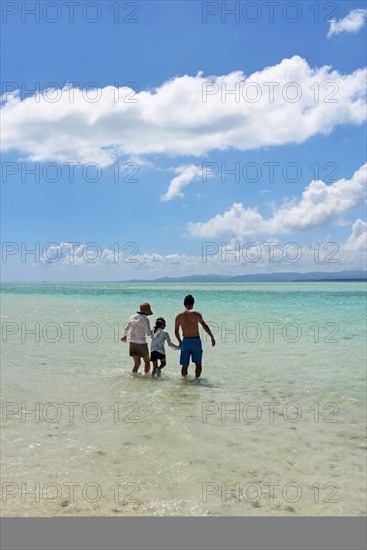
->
<box><xmin>154</xmin><ymin>317</ymin><xmax>166</xmax><ymax>333</ymax></box>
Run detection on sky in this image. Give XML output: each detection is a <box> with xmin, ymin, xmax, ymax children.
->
<box><xmin>1</xmin><ymin>0</ymin><xmax>366</xmax><ymax>280</ymax></box>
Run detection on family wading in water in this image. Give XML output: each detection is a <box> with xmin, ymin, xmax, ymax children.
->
<box><xmin>120</xmin><ymin>295</ymin><xmax>216</xmax><ymax>379</ymax></box>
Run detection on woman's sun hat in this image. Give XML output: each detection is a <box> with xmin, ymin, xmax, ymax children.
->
<box><xmin>139</xmin><ymin>302</ymin><xmax>153</xmax><ymax>315</ymax></box>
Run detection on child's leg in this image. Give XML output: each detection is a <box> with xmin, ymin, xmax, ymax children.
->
<box><xmin>152</xmin><ymin>360</ymin><xmax>158</xmax><ymax>376</ymax></box>
<box><xmin>159</xmin><ymin>359</ymin><xmax>166</xmax><ymax>370</ymax></box>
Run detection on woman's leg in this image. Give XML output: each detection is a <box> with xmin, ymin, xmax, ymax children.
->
<box><xmin>143</xmin><ymin>353</ymin><xmax>150</xmax><ymax>374</ymax></box>
<box><xmin>132</xmin><ymin>356</ymin><xmax>141</xmax><ymax>372</ymax></box>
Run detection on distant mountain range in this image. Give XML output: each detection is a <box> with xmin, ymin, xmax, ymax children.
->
<box><xmin>128</xmin><ymin>271</ymin><xmax>367</xmax><ymax>283</ymax></box>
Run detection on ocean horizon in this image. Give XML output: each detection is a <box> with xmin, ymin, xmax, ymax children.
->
<box><xmin>2</xmin><ymin>268</ymin><xmax>367</xmax><ymax>284</ymax></box>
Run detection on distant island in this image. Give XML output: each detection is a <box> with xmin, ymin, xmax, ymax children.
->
<box><xmin>128</xmin><ymin>270</ymin><xmax>367</xmax><ymax>283</ymax></box>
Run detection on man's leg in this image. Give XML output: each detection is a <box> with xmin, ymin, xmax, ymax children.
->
<box><xmin>194</xmin><ymin>363</ymin><xmax>202</xmax><ymax>379</ymax></box>
<box><xmin>180</xmin><ymin>339</ymin><xmax>189</xmax><ymax>378</ymax></box>
<box><xmin>193</xmin><ymin>339</ymin><xmax>203</xmax><ymax>379</ymax></box>
<box><xmin>132</xmin><ymin>356</ymin><xmax>141</xmax><ymax>372</ymax></box>
<box><xmin>181</xmin><ymin>365</ymin><xmax>189</xmax><ymax>378</ymax></box>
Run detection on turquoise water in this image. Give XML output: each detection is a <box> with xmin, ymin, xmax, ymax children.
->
<box><xmin>1</xmin><ymin>282</ymin><xmax>366</xmax><ymax>516</ymax></box>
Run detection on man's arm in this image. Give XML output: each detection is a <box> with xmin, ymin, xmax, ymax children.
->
<box><xmin>174</xmin><ymin>315</ymin><xmax>182</xmax><ymax>347</ymax></box>
<box><xmin>198</xmin><ymin>313</ymin><xmax>216</xmax><ymax>347</ymax></box>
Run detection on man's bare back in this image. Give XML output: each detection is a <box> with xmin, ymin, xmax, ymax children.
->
<box><xmin>175</xmin><ymin>309</ymin><xmax>202</xmax><ymax>338</ymax></box>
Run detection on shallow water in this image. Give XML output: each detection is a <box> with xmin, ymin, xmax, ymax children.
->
<box><xmin>1</xmin><ymin>282</ymin><xmax>366</xmax><ymax>516</ymax></box>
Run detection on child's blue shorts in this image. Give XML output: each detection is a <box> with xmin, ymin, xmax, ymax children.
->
<box><xmin>180</xmin><ymin>337</ymin><xmax>203</xmax><ymax>365</ymax></box>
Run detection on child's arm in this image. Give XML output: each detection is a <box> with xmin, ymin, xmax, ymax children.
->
<box><xmin>165</xmin><ymin>332</ymin><xmax>180</xmax><ymax>350</ymax></box>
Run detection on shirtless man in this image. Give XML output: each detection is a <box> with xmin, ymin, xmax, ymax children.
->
<box><xmin>175</xmin><ymin>294</ymin><xmax>216</xmax><ymax>379</ymax></box>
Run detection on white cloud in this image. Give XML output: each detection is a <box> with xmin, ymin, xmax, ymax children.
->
<box><xmin>328</xmin><ymin>8</ymin><xmax>367</xmax><ymax>38</ymax></box>
<box><xmin>340</xmin><ymin>218</ymin><xmax>367</xmax><ymax>255</ymax></box>
<box><xmin>161</xmin><ymin>165</ymin><xmax>203</xmax><ymax>201</ymax></box>
<box><xmin>1</xmin><ymin>57</ymin><xmax>366</xmax><ymax>166</ymax></box>
<box><xmin>4</xmin><ymin>219</ymin><xmax>365</xmax><ymax>280</ymax></box>
<box><xmin>187</xmin><ymin>164</ymin><xmax>367</xmax><ymax>238</ymax></box>
<box><xmin>3</xmin><ymin>219</ymin><xmax>367</xmax><ymax>281</ymax></box>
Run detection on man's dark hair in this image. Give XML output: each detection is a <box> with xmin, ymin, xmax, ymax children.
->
<box><xmin>184</xmin><ymin>294</ymin><xmax>195</xmax><ymax>307</ymax></box>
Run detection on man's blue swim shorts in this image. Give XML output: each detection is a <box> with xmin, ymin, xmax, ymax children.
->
<box><xmin>180</xmin><ymin>337</ymin><xmax>203</xmax><ymax>365</ymax></box>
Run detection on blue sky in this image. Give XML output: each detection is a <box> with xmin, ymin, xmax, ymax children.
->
<box><xmin>1</xmin><ymin>0</ymin><xmax>366</xmax><ymax>280</ymax></box>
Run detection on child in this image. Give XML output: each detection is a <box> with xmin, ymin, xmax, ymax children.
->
<box><xmin>150</xmin><ymin>317</ymin><xmax>180</xmax><ymax>376</ymax></box>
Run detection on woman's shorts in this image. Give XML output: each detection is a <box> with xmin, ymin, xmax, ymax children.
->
<box><xmin>129</xmin><ymin>343</ymin><xmax>149</xmax><ymax>358</ymax></box>
<box><xmin>150</xmin><ymin>351</ymin><xmax>166</xmax><ymax>361</ymax></box>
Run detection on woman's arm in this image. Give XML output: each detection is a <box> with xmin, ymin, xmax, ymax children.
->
<box><xmin>145</xmin><ymin>317</ymin><xmax>152</xmax><ymax>337</ymax></box>
<box><xmin>121</xmin><ymin>317</ymin><xmax>132</xmax><ymax>341</ymax></box>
